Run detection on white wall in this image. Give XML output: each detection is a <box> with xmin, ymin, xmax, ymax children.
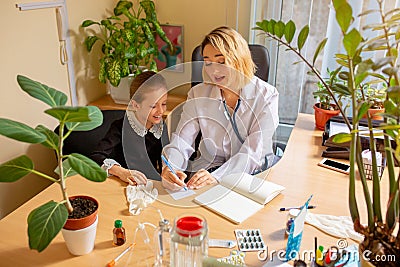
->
<box><xmin>0</xmin><ymin>0</ymin><xmax>251</xmax><ymax>219</ymax></box>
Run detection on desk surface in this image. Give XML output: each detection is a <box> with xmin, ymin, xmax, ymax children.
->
<box><xmin>0</xmin><ymin>113</ymin><xmax>388</xmax><ymax>267</ymax></box>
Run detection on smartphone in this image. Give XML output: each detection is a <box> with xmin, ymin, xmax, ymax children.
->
<box><xmin>318</xmin><ymin>158</ymin><xmax>350</xmax><ymax>174</ymax></box>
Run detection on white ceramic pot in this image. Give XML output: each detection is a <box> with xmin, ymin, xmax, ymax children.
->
<box><xmin>109</xmin><ymin>74</ymin><xmax>135</xmax><ymax>105</ymax></box>
<box><xmin>61</xmin><ymin>215</ymin><xmax>98</xmax><ymax>256</ymax></box>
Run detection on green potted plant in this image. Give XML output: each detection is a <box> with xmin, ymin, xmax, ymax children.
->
<box><xmin>359</xmin><ymin>84</ymin><xmax>386</xmax><ymax>120</ymax></box>
<box><xmin>313</xmin><ymin>68</ymin><xmax>350</xmax><ymax>130</ymax></box>
<box><xmin>0</xmin><ymin>75</ymin><xmax>107</xmax><ymax>253</ymax></box>
<box><xmin>254</xmin><ymin>0</ymin><xmax>400</xmax><ymax>266</ymax></box>
<box><xmin>81</xmin><ymin>0</ymin><xmax>173</xmax><ymax>103</ymax></box>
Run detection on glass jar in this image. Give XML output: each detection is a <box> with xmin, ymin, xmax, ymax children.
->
<box><xmin>170</xmin><ymin>214</ymin><xmax>208</xmax><ymax>267</ymax></box>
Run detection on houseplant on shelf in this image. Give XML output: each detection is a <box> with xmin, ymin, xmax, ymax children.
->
<box><xmin>81</xmin><ymin>0</ymin><xmax>173</xmax><ymax>103</ymax></box>
<box><xmin>0</xmin><ymin>75</ymin><xmax>107</xmax><ymax>253</ymax></box>
<box><xmin>254</xmin><ymin>0</ymin><xmax>399</xmax><ymax>266</ymax></box>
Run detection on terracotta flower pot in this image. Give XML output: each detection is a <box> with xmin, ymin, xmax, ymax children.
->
<box><xmin>363</xmin><ymin>108</ymin><xmax>385</xmax><ymax>121</ymax></box>
<box><xmin>63</xmin><ymin>195</ymin><xmax>99</xmax><ymax>230</ymax></box>
<box><xmin>62</xmin><ymin>195</ymin><xmax>99</xmax><ymax>256</ymax></box>
<box><xmin>313</xmin><ymin>103</ymin><xmax>341</xmax><ymax>130</ymax></box>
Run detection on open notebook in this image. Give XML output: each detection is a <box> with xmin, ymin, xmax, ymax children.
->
<box><xmin>194</xmin><ymin>173</ymin><xmax>285</xmax><ymax>224</ymax></box>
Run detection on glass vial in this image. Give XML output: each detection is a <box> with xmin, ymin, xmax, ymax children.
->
<box><xmin>113</xmin><ymin>219</ymin><xmax>126</xmax><ymax>246</ymax></box>
<box><xmin>154</xmin><ymin>219</ymin><xmax>171</xmax><ymax>267</ymax></box>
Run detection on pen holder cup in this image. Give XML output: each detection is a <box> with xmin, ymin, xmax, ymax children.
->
<box><xmin>363</xmin><ymin>163</ymin><xmax>385</xmax><ymax>180</ymax></box>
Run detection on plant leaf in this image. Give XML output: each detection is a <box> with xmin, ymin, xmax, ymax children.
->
<box><xmin>65</xmin><ymin>106</ymin><xmax>103</xmax><ymax>131</ymax></box>
<box><xmin>114</xmin><ymin>0</ymin><xmax>133</xmax><ymax>16</ymax></box>
<box><xmin>357</xmin><ymin>102</ymin><xmax>370</xmax><ymax>122</ymax></box>
<box><xmin>334</xmin><ymin>0</ymin><xmax>353</xmax><ymax>33</ymax></box>
<box><xmin>332</xmin><ymin>132</ymin><xmax>352</xmax><ymax>143</ymax></box>
<box><xmin>343</xmin><ymin>29</ymin><xmax>362</xmax><ymax>57</ymax></box>
<box><xmin>297</xmin><ymin>25</ymin><xmax>309</xmax><ymax>51</ymax></box>
<box><xmin>0</xmin><ymin>155</ymin><xmax>34</xmax><ymax>182</ymax></box>
<box><xmin>54</xmin><ymin>158</ymin><xmax>78</xmax><ymax>178</ymax></box>
<box><xmin>45</xmin><ymin>107</ymin><xmax>90</xmax><ymax>123</ymax></box>
<box><xmin>81</xmin><ymin>20</ymin><xmax>99</xmax><ymax>28</ymax></box>
<box><xmin>27</xmin><ymin>201</ymin><xmax>68</xmax><ymax>252</ymax></box>
<box><xmin>0</xmin><ymin>118</ymin><xmax>46</xmax><ymax>143</ymax></box>
<box><xmin>84</xmin><ymin>36</ymin><xmax>100</xmax><ymax>52</ymax></box>
<box><xmin>17</xmin><ymin>75</ymin><xmax>67</xmax><ymax>107</ymax></box>
<box><xmin>35</xmin><ymin>125</ymin><xmax>59</xmax><ymax>151</ymax></box>
<box><xmin>313</xmin><ymin>38</ymin><xmax>327</xmax><ymax>65</ymax></box>
<box><xmin>274</xmin><ymin>21</ymin><xmax>285</xmax><ymax>38</ymax></box>
<box><xmin>284</xmin><ymin>20</ymin><xmax>296</xmax><ymax>44</ymax></box>
<box><xmin>67</xmin><ymin>153</ymin><xmax>107</xmax><ymax>182</ymax></box>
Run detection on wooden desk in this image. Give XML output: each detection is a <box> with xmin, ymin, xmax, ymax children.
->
<box><xmin>0</xmin><ymin>114</ymin><xmax>388</xmax><ymax>266</ymax></box>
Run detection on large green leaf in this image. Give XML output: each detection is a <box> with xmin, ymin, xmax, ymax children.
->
<box><xmin>81</xmin><ymin>20</ymin><xmax>99</xmax><ymax>28</ymax></box>
<box><xmin>68</xmin><ymin>153</ymin><xmax>107</xmax><ymax>182</ymax></box>
<box><xmin>17</xmin><ymin>75</ymin><xmax>67</xmax><ymax>107</ymax></box>
<box><xmin>0</xmin><ymin>155</ymin><xmax>34</xmax><ymax>182</ymax></box>
<box><xmin>334</xmin><ymin>0</ymin><xmax>353</xmax><ymax>33</ymax></box>
<box><xmin>66</xmin><ymin>106</ymin><xmax>103</xmax><ymax>131</ymax></box>
<box><xmin>45</xmin><ymin>106</ymin><xmax>90</xmax><ymax>123</ymax></box>
<box><xmin>274</xmin><ymin>21</ymin><xmax>285</xmax><ymax>39</ymax></box>
<box><xmin>297</xmin><ymin>25</ymin><xmax>309</xmax><ymax>51</ymax></box>
<box><xmin>284</xmin><ymin>20</ymin><xmax>296</xmax><ymax>44</ymax></box>
<box><xmin>36</xmin><ymin>125</ymin><xmax>59</xmax><ymax>151</ymax></box>
<box><xmin>0</xmin><ymin>118</ymin><xmax>46</xmax><ymax>143</ymax></box>
<box><xmin>27</xmin><ymin>201</ymin><xmax>68</xmax><ymax>252</ymax></box>
<box><xmin>343</xmin><ymin>29</ymin><xmax>361</xmax><ymax>57</ymax></box>
<box><xmin>53</xmin><ymin>158</ymin><xmax>78</xmax><ymax>178</ymax></box>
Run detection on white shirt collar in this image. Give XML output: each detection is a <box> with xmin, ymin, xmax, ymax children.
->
<box><xmin>126</xmin><ymin>110</ymin><xmax>163</xmax><ymax>139</ymax></box>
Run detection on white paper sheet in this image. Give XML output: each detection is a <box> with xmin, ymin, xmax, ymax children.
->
<box><xmin>166</xmin><ymin>188</ymin><xmax>195</xmax><ymax>200</ymax></box>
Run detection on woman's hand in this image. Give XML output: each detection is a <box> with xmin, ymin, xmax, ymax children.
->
<box><xmin>186</xmin><ymin>169</ymin><xmax>217</xmax><ymax>189</ymax></box>
<box><xmin>161</xmin><ymin>166</ymin><xmax>187</xmax><ymax>190</ymax></box>
<box><xmin>108</xmin><ymin>165</ymin><xmax>147</xmax><ymax>185</ymax></box>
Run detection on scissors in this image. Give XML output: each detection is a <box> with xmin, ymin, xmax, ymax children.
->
<box><xmin>323</xmin><ymin>246</ymin><xmax>350</xmax><ymax>267</ymax></box>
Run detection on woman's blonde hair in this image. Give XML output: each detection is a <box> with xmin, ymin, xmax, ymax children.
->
<box><xmin>201</xmin><ymin>26</ymin><xmax>256</xmax><ymax>90</ymax></box>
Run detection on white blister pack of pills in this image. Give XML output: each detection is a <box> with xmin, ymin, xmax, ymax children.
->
<box><xmin>217</xmin><ymin>250</ymin><xmax>246</xmax><ymax>266</ymax></box>
<box><xmin>234</xmin><ymin>229</ymin><xmax>266</xmax><ymax>252</ymax></box>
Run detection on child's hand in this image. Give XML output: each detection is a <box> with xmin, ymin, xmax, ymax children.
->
<box><xmin>161</xmin><ymin>166</ymin><xmax>187</xmax><ymax>190</ymax></box>
<box><xmin>187</xmin><ymin>169</ymin><xmax>217</xmax><ymax>189</ymax></box>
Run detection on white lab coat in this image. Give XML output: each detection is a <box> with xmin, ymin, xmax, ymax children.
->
<box><xmin>164</xmin><ymin>76</ymin><xmax>279</xmax><ymax>183</ymax></box>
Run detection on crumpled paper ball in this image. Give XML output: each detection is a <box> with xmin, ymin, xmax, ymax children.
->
<box><xmin>126</xmin><ymin>181</ymin><xmax>158</xmax><ymax>215</ymax></box>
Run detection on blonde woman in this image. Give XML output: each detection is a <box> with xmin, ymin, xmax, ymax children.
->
<box><xmin>161</xmin><ymin>26</ymin><xmax>279</xmax><ymax>190</ymax></box>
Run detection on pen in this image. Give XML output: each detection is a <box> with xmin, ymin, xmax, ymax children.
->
<box><xmin>279</xmin><ymin>205</ymin><xmax>316</xmax><ymax>211</ymax></box>
<box><xmin>161</xmin><ymin>155</ymin><xmax>188</xmax><ymax>191</ymax></box>
<box><xmin>107</xmin><ymin>243</ymin><xmax>135</xmax><ymax>267</ymax></box>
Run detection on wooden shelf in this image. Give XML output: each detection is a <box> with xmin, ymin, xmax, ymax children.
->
<box><xmin>88</xmin><ymin>94</ymin><xmax>186</xmax><ymax>113</ymax></box>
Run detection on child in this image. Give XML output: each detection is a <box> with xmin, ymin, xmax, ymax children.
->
<box><xmin>91</xmin><ymin>71</ymin><xmax>169</xmax><ymax>185</ymax></box>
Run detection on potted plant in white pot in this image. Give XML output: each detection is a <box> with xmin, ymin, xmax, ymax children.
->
<box><xmin>81</xmin><ymin>0</ymin><xmax>173</xmax><ymax>104</ymax></box>
<box><xmin>254</xmin><ymin>0</ymin><xmax>399</xmax><ymax>266</ymax></box>
<box><xmin>0</xmin><ymin>75</ymin><xmax>107</xmax><ymax>254</ymax></box>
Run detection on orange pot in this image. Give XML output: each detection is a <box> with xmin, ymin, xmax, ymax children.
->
<box><xmin>63</xmin><ymin>195</ymin><xmax>99</xmax><ymax>230</ymax></box>
<box><xmin>363</xmin><ymin>108</ymin><xmax>385</xmax><ymax>121</ymax></box>
<box><xmin>313</xmin><ymin>103</ymin><xmax>340</xmax><ymax>130</ymax></box>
